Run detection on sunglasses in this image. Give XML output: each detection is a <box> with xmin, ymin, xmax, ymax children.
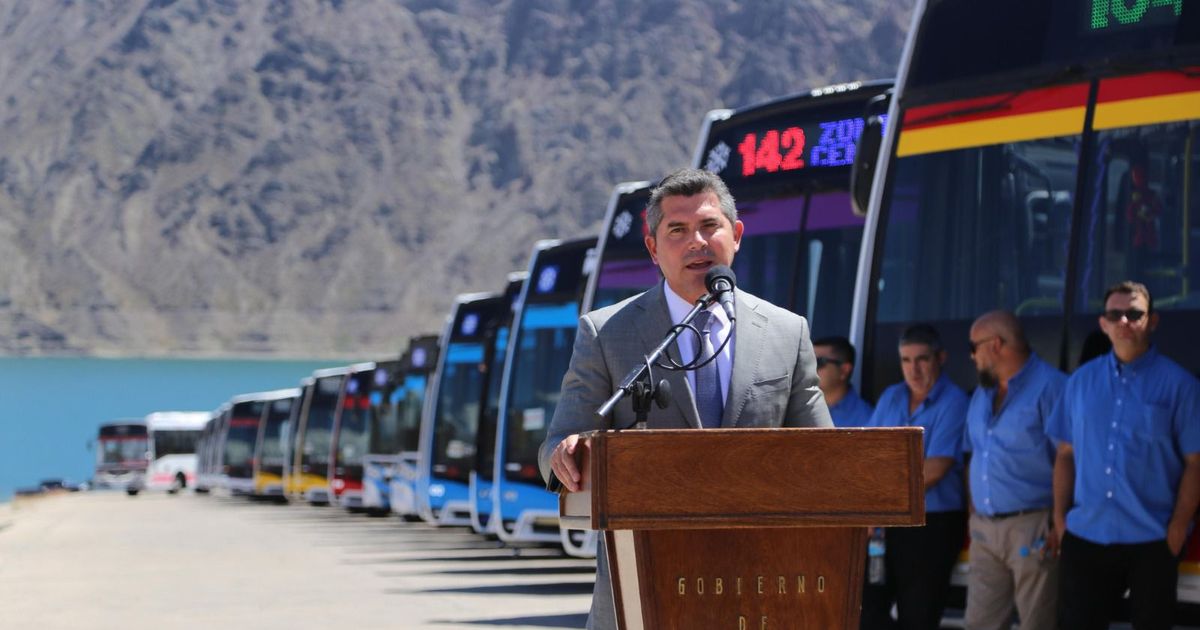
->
<box><xmin>816</xmin><ymin>357</ymin><xmax>843</xmax><ymax>369</ymax></box>
<box><xmin>1102</xmin><ymin>308</ymin><xmax>1146</xmax><ymax>323</ymax></box>
<box><xmin>968</xmin><ymin>335</ymin><xmax>1001</xmax><ymax>355</ymax></box>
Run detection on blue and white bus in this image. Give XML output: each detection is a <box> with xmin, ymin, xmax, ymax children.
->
<box><xmin>469</xmin><ymin>273</ymin><xmax>526</xmax><ymax>535</ymax></box>
<box><xmin>417</xmin><ymin>292</ymin><xmax>508</xmax><ymax>526</ymax></box>
<box><xmin>385</xmin><ymin>334</ymin><xmax>439</xmax><ymax>519</ymax></box>
<box><xmin>491</xmin><ymin>236</ymin><xmax>596</xmax><ymax>544</ymax></box>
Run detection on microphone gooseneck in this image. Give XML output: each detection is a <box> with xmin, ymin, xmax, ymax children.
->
<box><xmin>704</xmin><ymin>264</ymin><xmax>737</xmax><ymax>322</ymax></box>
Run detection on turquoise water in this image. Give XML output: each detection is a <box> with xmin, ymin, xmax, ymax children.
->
<box><xmin>0</xmin><ymin>357</ymin><xmax>343</xmax><ymax>501</ymax></box>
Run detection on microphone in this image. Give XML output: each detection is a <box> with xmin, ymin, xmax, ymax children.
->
<box><xmin>704</xmin><ymin>265</ymin><xmax>737</xmax><ymax>322</ymax></box>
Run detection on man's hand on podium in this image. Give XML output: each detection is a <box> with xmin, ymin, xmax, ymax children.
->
<box><xmin>549</xmin><ymin>433</ymin><xmax>583</xmax><ymax>492</ymax></box>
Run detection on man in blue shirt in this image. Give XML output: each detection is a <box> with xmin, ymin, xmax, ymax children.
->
<box><xmin>860</xmin><ymin>324</ymin><xmax>968</xmax><ymax>630</ymax></box>
<box><xmin>963</xmin><ymin>311</ymin><xmax>1065</xmax><ymax>630</ymax></box>
<box><xmin>813</xmin><ymin>336</ymin><xmax>874</xmax><ymax>427</ymax></box>
<box><xmin>1050</xmin><ymin>281</ymin><xmax>1200</xmax><ymax>629</ymax></box>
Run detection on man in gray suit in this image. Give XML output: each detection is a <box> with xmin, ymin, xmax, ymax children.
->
<box><xmin>539</xmin><ymin>168</ymin><xmax>833</xmax><ymax>630</ymax></box>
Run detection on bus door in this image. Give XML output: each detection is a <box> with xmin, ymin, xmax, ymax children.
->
<box><xmin>492</xmin><ymin>236</ymin><xmax>597</xmax><ymax>544</ymax></box>
<box><xmin>419</xmin><ymin>293</ymin><xmax>506</xmax><ymax>526</ymax></box>
<box><xmin>470</xmin><ymin>274</ymin><xmax>525</xmax><ymax>535</ymax></box>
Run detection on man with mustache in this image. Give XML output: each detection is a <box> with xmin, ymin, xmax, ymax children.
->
<box><xmin>962</xmin><ymin>311</ymin><xmax>1065</xmax><ymax>630</ymax></box>
<box><xmin>539</xmin><ymin>167</ymin><xmax>833</xmax><ymax>630</ymax></box>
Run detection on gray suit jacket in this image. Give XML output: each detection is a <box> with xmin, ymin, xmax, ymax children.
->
<box><xmin>538</xmin><ymin>282</ymin><xmax>833</xmax><ymax>630</ymax></box>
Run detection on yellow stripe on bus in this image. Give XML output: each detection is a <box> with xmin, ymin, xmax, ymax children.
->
<box><xmin>1182</xmin><ymin>561</ymin><xmax>1200</xmax><ymax>576</ymax></box>
<box><xmin>897</xmin><ymin>107</ymin><xmax>1086</xmax><ymax>157</ymax></box>
<box><xmin>1093</xmin><ymin>91</ymin><xmax>1200</xmax><ymax>130</ymax></box>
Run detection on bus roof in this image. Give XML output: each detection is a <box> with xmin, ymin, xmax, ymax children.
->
<box><xmin>143</xmin><ymin>411</ymin><xmax>210</xmax><ymax>431</ymax></box>
<box><xmin>227</xmin><ymin>388</ymin><xmax>301</xmax><ymax>404</ymax></box>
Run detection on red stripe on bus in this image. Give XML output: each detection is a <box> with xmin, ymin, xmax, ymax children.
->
<box><xmin>903</xmin><ymin>83</ymin><xmax>1091</xmax><ymax>131</ymax></box>
<box><xmin>1098</xmin><ymin>67</ymin><xmax>1200</xmax><ymax>103</ymax></box>
<box><xmin>229</xmin><ymin>417</ymin><xmax>259</xmax><ymax>427</ymax></box>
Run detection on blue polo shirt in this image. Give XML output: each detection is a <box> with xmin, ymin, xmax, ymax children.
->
<box><xmin>964</xmin><ymin>354</ymin><xmax>1066</xmax><ymax>515</ymax></box>
<box><xmin>865</xmin><ymin>374</ymin><xmax>968</xmax><ymax>512</ymax></box>
<box><xmin>829</xmin><ymin>388</ymin><xmax>874</xmax><ymax>427</ymax></box>
<box><xmin>1048</xmin><ymin>347</ymin><xmax>1200</xmax><ymax>544</ymax></box>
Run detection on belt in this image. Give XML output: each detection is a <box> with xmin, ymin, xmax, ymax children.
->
<box><xmin>982</xmin><ymin>508</ymin><xmax>1048</xmax><ymax>520</ymax></box>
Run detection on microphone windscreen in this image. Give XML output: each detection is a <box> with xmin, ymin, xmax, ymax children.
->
<box><xmin>705</xmin><ymin>265</ymin><xmax>736</xmax><ymax>293</ymax></box>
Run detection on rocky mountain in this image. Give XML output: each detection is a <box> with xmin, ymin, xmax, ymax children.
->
<box><xmin>0</xmin><ymin>0</ymin><xmax>913</xmax><ymax>358</ymax></box>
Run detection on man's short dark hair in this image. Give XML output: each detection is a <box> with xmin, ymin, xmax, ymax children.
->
<box><xmin>645</xmin><ymin>168</ymin><xmax>737</xmax><ymax>236</ymax></box>
<box><xmin>1103</xmin><ymin>280</ymin><xmax>1154</xmax><ymax>314</ymax></box>
<box><xmin>813</xmin><ymin>336</ymin><xmax>856</xmax><ymax>366</ymax></box>
<box><xmin>898</xmin><ymin>323</ymin><xmax>943</xmax><ymax>353</ymax></box>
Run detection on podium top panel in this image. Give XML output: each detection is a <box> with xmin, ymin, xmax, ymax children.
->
<box><xmin>561</xmin><ymin>427</ymin><xmax>925</xmax><ymax>530</ymax></box>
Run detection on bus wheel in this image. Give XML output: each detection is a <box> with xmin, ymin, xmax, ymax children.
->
<box><xmin>126</xmin><ymin>489</ymin><xmax>139</xmax><ymax>496</ymax></box>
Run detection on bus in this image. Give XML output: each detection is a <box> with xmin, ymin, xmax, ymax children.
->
<box><xmin>220</xmin><ymin>396</ymin><xmax>268</xmax><ymax>497</ymax></box>
<box><xmin>693</xmin><ymin>81</ymin><xmax>892</xmax><ymax>337</ymax></box>
<box><xmin>491</xmin><ymin>236</ymin><xmax>596</xmax><ymax>544</ymax></box>
<box><xmin>92</xmin><ymin>420</ymin><xmax>148</xmax><ymax>492</ymax></box>
<box><xmin>385</xmin><ymin>334</ymin><xmax>440</xmax><ymax>518</ymax></box>
<box><xmin>417</xmin><ymin>291</ymin><xmax>508</xmax><ymax>526</ymax></box>
<box><xmin>848</xmin><ymin>0</ymin><xmax>1200</xmax><ymax>615</ymax></box>
<box><xmin>289</xmin><ymin>367</ymin><xmax>351</xmax><ymax>505</ymax></box>
<box><xmin>128</xmin><ymin>411</ymin><xmax>208</xmax><ymax>495</ymax></box>
<box><xmin>251</xmin><ymin>388</ymin><xmax>301</xmax><ymax>500</ymax></box>
<box><xmin>360</xmin><ymin>362</ymin><xmax>402</xmax><ymax>515</ymax></box>
<box><xmin>329</xmin><ymin>362</ymin><xmax>379</xmax><ymax>510</ymax></box>
<box><xmin>469</xmin><ymin>273</ymin><xmax>526</xmax><ymax>535</ymax></box>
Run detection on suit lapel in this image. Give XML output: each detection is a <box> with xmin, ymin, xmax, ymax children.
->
<box><xmin>722</xmin><ymin>289</ymin><xmax>766</xmax><ymax>427</ymax></box>
<box><xmin>635</xmin><ymin>283</ymin><xmax>701</xmax><ymax>429</ymax></box>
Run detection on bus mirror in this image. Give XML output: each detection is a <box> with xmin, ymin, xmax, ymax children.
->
<box><xmin>851</xmin><ymin>115</ymin><xmax>884</xmax><ymax>217</ymax></box>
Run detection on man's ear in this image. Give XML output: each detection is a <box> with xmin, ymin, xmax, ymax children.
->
<box><xmin>644</xmin><ymin>234</ymin><xmax>658</xmax><ymax>265</ymax></box>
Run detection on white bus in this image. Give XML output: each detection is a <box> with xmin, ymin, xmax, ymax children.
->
<box><xmin>128</xmin><ymin>411</ymin><xmax>209</xmax><ymax>495</ymax></box>
<box><xmin>92</xmin><ymin>420</ymin><xmax>149</xmax><ymax>492</ymax></box>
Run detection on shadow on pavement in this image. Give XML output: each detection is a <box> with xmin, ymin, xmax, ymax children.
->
<box><xmin>398</xmin><ymin>581</ymin><xmax>595</xmax><ymax>596</ymax></box>
<box><xmin>435</xmin><ymin>613</ymin><xmax>589</xmax><ymax>627</ymax></box>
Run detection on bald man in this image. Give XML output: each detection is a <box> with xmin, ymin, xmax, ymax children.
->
<box><xmin>963</xmin><ymin>311</ymin><xmax>1066</xmax><ymax>630</ymax></box>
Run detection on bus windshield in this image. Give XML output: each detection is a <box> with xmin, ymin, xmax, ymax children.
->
<box><xmin>432</xmin><ymin>342</ymin><xmax>486</xmax><ymax>482</ymax></box>
<box><xmin>393</xmin><ymin>374</ymin><xmax>427</xmax><ymax>454</ymax></box>
<box><xmin>503</xmin><ymin>300</ymin><xmax>578</xmax><ymax>483</ymax></box>
<box><xmin>860</xmin><ymin>0</ymin><xmax>1200</xmax><ymax>395</ymax></box>
<box><xmin>476</xmin><ymin>326</ymin><xmax>509</xmax><ymax>482</ymax></box>
<box><xmin>260</xmin><ymin>397</ymin><xmax>293</xmax><ymax>469</ymax></box>
<box><xmin>302</xmin><ymin>376</ymin><xmax>344</xmax><ymax>472</ymax></box>
<box><xmin>225</xmin><ymin>401</ymin><xmax>263</xmax><ymax>475</ymax></box>
<box><xmin>335</xmin><ymin>371</ymin><xmax>373</xmax><ymax>473</ymax></box>
<box><xmin>98</xmin><ymin>425</ymin><xmax>149</xmax><ymax>467</ymax></box>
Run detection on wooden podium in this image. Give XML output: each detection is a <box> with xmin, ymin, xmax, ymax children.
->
<box><xmin>560</xmin><ymin>427</ymin><xmax>924</xmax><ymax>630</ymax></box>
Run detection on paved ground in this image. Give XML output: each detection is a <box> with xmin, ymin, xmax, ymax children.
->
<box><xmin>0</xmin><ymin>492</ymin><xmax>593</xmax><ymax>630</ymax></box>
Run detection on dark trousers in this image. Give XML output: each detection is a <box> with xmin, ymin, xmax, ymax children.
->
<box><xmin>861</xmin><ymin>510</ymin><xmax>967</xmax><ymax>630</ymax></box>
<box><xmin>1058</xmin><ymin>530</ymin><xmax>1179</xmax><ymax>630</ymax></box>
